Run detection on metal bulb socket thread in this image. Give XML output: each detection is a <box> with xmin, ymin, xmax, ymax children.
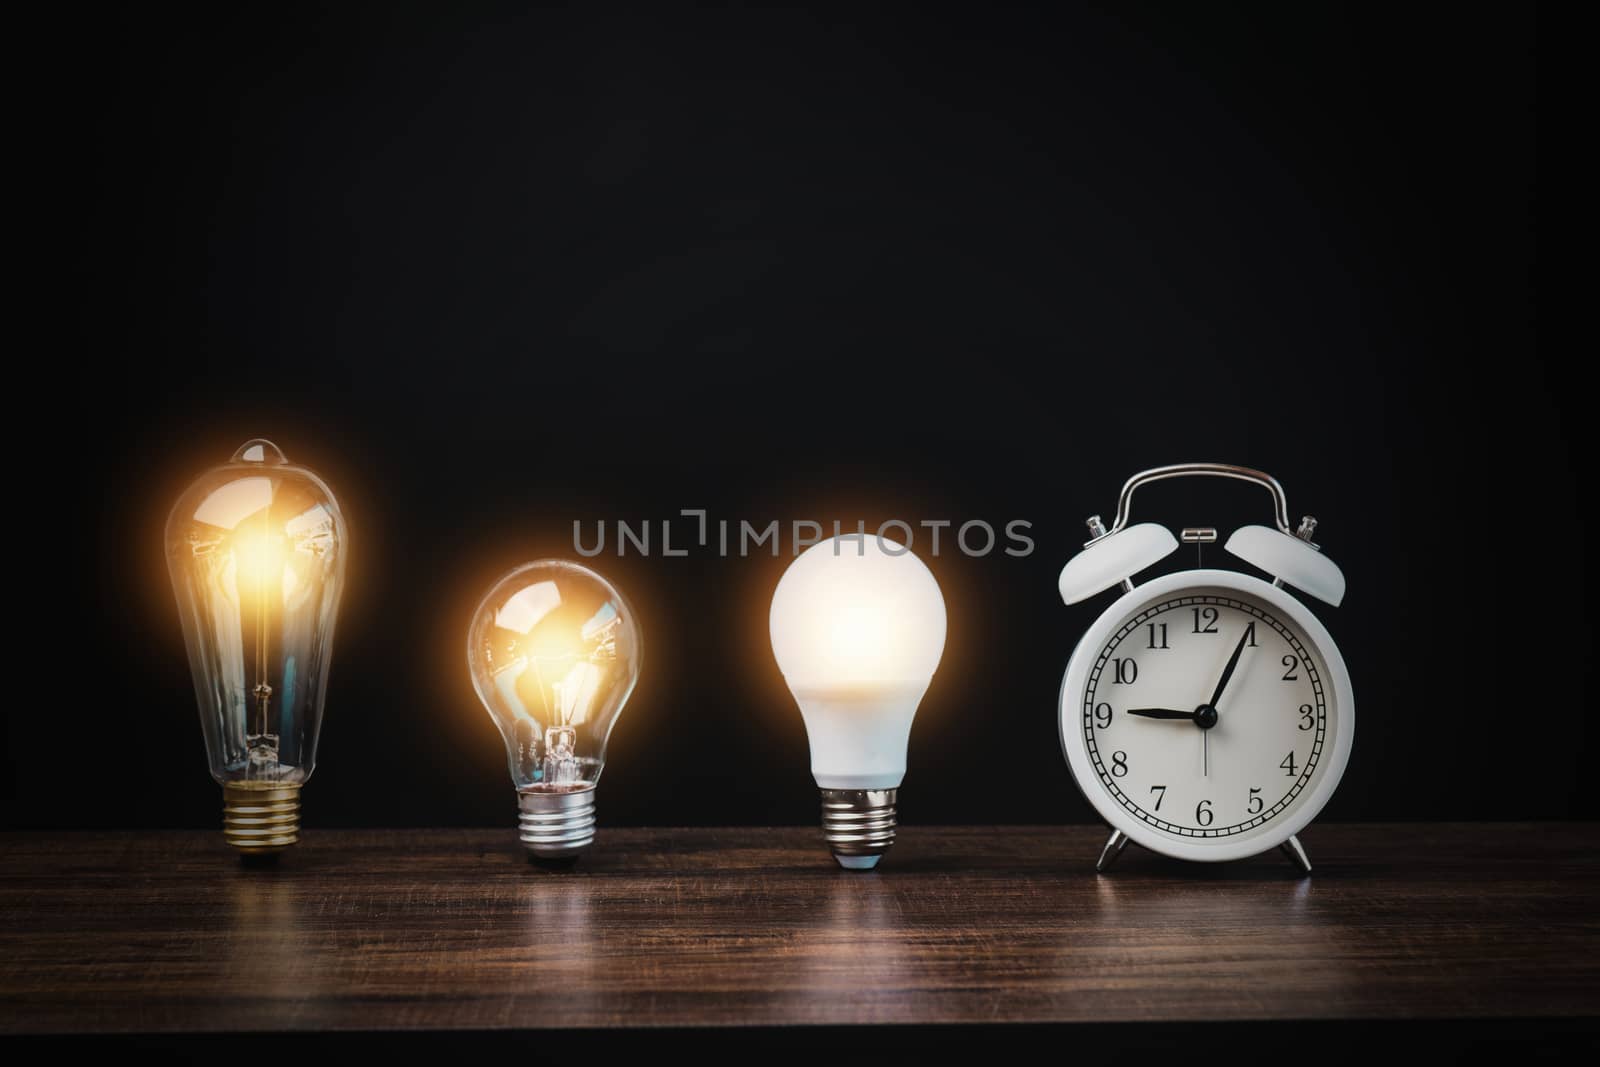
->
<box><xmin>222</xmin><ymin>781</ymin><xmax>301</xmax><ymax>857</ymax></box>
<box><xmin>518</xmin><ymin>785</ymin><xmax>597</xmax><ymax>861</ymax></box>
<box><xmin>820</xmin><ymin>788</ymin><xmax>897</xmax><ymax>870</ymax></box>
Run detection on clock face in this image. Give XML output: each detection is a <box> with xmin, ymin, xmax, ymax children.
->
<box><xmin>1077</xmin><ymin>588</ymin><xmax>1338</xmax><ymax>843</ymax></box>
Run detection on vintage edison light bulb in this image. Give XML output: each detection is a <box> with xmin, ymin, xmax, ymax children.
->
<box><xmin>467</xmin><ymin>561</ymin><xmax>641</xmax><ymax>861</ymax></box>
<box><xmin>770</xmin><ymin>534</ymin><xmax>947</xmax><ymax>869</ymax></box>
<box><xmin>165</xmin><ymin>439</ymin><xmax>348</xmax><ymax>857</ymax></box>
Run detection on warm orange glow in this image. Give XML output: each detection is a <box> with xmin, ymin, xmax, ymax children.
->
<box><xmin>554</xmin><ymin>660</ymin><xmax>603</xmax><ymax>725</ymax></box>
<box><xmin>230</xmin><ymin>529</ymin><xmax>295</xmax><ymax>601</ymax></box>
<box><xmin>492</xmin><ymin>644</ymin><xmax>606</xmax><ymax>728</ymax></box>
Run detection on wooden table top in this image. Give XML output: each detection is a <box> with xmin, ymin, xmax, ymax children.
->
<box><xmin>2</xmin><ymin>824</ymin><xmax>1596</xmax><ymax>1035</ymax></box>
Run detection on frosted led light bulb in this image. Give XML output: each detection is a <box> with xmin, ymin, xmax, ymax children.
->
<box><xmin>467</xmin><ymin>560</ymin><xmax>641</xmax><ymax>862</ymax></box>
<box><xmin>770</xmin><ymin>535</ymin><xmax>947</xmax><ymax>869</ymax></box>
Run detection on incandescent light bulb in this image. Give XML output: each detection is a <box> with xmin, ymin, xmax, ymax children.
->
<box><xmin>165</xmin><ymin>439</ymin><xmax>348</xmax><ymax>857</ymax></box>
<box><xmin>467</xmin><ymin>560</ymin><xmax>641</xmax><ymax>862</ymax></box>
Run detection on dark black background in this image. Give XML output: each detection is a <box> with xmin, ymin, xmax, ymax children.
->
<box><xmin>11</xmin><ymin>3</ymin><xmax>1566</xmax><ymax>832</ymax></box>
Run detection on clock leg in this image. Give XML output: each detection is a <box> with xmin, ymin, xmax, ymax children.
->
<box><xmin>1280</xmin><ymin>834</ymin><xmax>1312</xmax><ymax>875</ymax></box>
<box><xmin>1095</xmin><ymin>830</ymin><xmax>1130</xmax><ymax>872</ymax></box>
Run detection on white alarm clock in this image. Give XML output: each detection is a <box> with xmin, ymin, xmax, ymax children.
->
<box><xmin>1057</xmin><ymin>464</ymin><xmax>1353</xmax><ymax>874</ymax></box>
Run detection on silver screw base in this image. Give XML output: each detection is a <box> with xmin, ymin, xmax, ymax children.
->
<box><xmin>517</xmin><ymin>785</ymin><xmax>597</xmax><ymax>860</ymax></box>
<box><xmin>819</xmin><ymin>788</ymin><xmax>897</xmax><ymax>870</ymax></box>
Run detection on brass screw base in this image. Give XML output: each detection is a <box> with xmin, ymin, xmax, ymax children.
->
<box><xmin>222</xmin><ymin>782</ymin><xmax>301</xmax><ymax>855</ymax></box>
<box><xmin>820</xmin><ymin>788</ymin><xmax>897</xmax><ymax>870</ymax></box>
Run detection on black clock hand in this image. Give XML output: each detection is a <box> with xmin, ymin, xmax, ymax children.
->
<box><xmin>1127</xmin><ymin>708</ymin><xmax>1195</xmax><ymax>720</ymax></box>
<box><xmin>1197</xmin><ymin>627</ymin><xmax>1252</xmax><ymax>779</ymax></box>
<box><xmin>1208</xmin><ymin>626</ymin><xmax>1253</xmax><ymax>710</ymax></box>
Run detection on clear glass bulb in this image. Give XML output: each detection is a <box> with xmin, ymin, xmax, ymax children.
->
<box><xmin>770</xmin><ymin>534</ymin><xmax>947</xmax><ymax>869</ymax></box>
<box><xmin>165</xmin><ymin>439</ymin><xmax>348</xmax><ymax>857</ymax></box>
<box><xmin>467</xmin><ymin>560</ymin><xmax>641</xmax><ymax>861</ymax></box>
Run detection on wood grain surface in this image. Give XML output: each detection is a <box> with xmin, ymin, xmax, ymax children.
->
<box><xmin>2</xmin><ymin>824</ymin><xmax>1596</xmax><ymax>1034</ymax></box>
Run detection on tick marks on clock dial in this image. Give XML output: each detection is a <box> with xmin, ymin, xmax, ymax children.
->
<box><xmin>1083</xmin><ymin>595</ymin><xmax>1327</xmax><ymax>839</ymax></box>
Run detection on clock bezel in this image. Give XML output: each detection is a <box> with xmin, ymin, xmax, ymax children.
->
<box><xmin>1058</xmin><ymin>568</ymin><xmax>1354</xmax><ymax>863</ymax></box>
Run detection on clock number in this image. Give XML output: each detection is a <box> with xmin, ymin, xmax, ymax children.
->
<box><xmin>1298</xmin><ymin>703</ymin><xmax>1314</xmax><ymax>731</ymax></box>
<box><xmin>1195</xmin><ymin>799</ymin><xmax>1214</xmax><ymax>826</ymax></box>
<box><xmin>1111</xmin><ymin>751</ymin><xmax>1129</xmax><ymax>777</ymax></box>
<box><xmin>1282</xmin><ymin>655</ymin><xmax>1299</xmax><ymax>681</ymax></box>
<box><xmin>1192</xmin><ymin>607</ymin><xmax>1219</xmax><ymax>634</ymax></box>
<box><xmin>1244</xmin><ymin>621</ymin><xmax>1258</xmax><ymax>647</ymax></box>
<box><xmin>1147</xmin><ymin>623</ymin><xmax>1169</xmax><ymax>650</ymax></box>
<box><xmin>1149</xmin><ymin>785</ymin><xmax>1166</xmax><ymax>811</ymax></box>
<box><xmin>1093</xmin><ymin>702</ymin><xmax>1113</xmax><ymax>729</ymax></box>
<box><xmin>1113</xmin><ymin>658</ymin><xmax>1138</xmax><ymax>684</ymax></box>
<box><xmin>1247</xmin><ymin>787</ymin><xmax>1263</xmax><ymax>814</ymax></box>
<box><xmin>1281</xmin><ymin>751</ymin><xmax>1298</xmax><ymax>777</ymax></box>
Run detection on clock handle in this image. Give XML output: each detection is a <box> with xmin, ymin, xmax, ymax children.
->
<box><xmin>1104</xmin><ymin>463</ymin><xmax>1294</xmax><ymax>538</ymax></box>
